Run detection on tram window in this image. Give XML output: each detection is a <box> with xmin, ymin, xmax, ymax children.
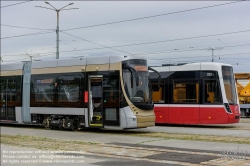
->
<box><xmin>204</xmin><ymin>80</ymin><xmax>222</xmax><ymax>104</ymax></box>
<box><xmin>103</xmin><ymin>74</ymin><xmax>119</xmax><ymax>104</ymax></box>
<box><xmin>58</xmin><ymin>76</ymin><xmax>80</xmax><ymax>103</ymax></box>
<box><xmin>103</xmin><ymin>75</ymin><xmax>119</xmax><ymax>91</ymax></box>
<box><xmin>173</xmin><ymin>80</ymin><xmax>199</xmax><ymax>103</ymax></box>
<box><xmin>151</xmin><ymin>81</ymin><xmax>165</xmax><ymax>103</ymax></box>
<box><xmin>16</xmin><ymin>77</ymin><xmax>22</xmax><ymax>103</ymax></box>
<box><xmin>0</xmin><ymin>79</ymin><xmax>4</xmax><ymax>101</ymax></box>
<box><xmin>170</xmin><ymin>71</ymin><xmax>200</xmax><ymax>79</ymax></box>
<box><xmin>7</xmin><ymin>81</ymin><xmax>17</xmax><ymax>102</ymax></box>
<box><xmin>7</xmin><ymin>94</ymin><xmax>16</xmax><ymax>102</ymax></box>
<box><xmin>58</xmin><ymin>84</ymin><xmax>79</xmax><ymax>102</ymax></box>
<box><xmin>104</xmin><ymin>92</ymin><xmax>119</xmax><ymax>103</ymax></box>
<box><xmin>34</xmin><ymin>79</ymin><xmax>54</xmax><ymax>103</ymax></box>
<box><xmin>91</xmin><ymin>85</ymin><xmax>102</xmax><ymax>98</ymax></box>
<box><xmin>0</xmin><ymin>93</ymin><xmax>3</xmax><ymax>102</ymax></box>
<box><xmin>0</xmin><ymin>78</ymin><xmax>17</xmax><ymax>103</ymax></box>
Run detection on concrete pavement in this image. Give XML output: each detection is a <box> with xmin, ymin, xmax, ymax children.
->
<box><xmin>1</xmin><ymin>126</ymin><xmax>250</xmax><ymax>166</ymax></box>
<box><xmin>1</xmin><ymin>126</ymin><xmax>250</xmax><ymax>152</ymax></box>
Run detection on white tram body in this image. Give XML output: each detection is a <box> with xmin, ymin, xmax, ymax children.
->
<box><xmin>0</xmin><ymin>56</ymin><xmax>155</xmax><ymax>129</ymax></box>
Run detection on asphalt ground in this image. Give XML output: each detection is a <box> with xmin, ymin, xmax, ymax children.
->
<box><xmin>1</xmin><ymin>126</ymin><xmax>250</xmax><ymax>166</ymax></box>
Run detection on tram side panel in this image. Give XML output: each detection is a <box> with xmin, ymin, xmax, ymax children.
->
<box><xmin>199</xmin><ymin>72</ymin><xmax>230</xmax><ymax>124</ymax></box>
<box><xmin>151</xmin><ymin>79</ymin><xmax>168</xmax><ymax>124</ymax></box>
<box><xmin>0</xmin><ymin>75</ymin><xmax>22</xmax><ymax>123</ymax></box>
<box><xmin>29</xmin><ymin>72</ymin><xmax>86</xmax><ymax>129</ymax></box>
<box><xmin>29</xmin><ymin>69</ymin><xmax>138</xmax><ymax>129</ymax></box>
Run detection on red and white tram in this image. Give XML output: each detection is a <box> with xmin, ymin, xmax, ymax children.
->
<box><xmin>149</xmin><ymin>62</ymin><xmax>240</xmax><ymax>124</ymax></box>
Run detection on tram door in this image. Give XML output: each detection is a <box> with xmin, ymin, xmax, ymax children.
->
<box><xmin>0</xmin><ymin>79</ymin><xmax>16</xmax><ymax>121</ymax></box>
<box><xmin>88</xmin><ymin>76</ymin><xmax>103</xmax><ymax>127</ymax></box>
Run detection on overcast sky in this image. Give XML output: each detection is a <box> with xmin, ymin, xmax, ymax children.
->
<box><xmin>1</xmin><ymin>1</ymin><xmax>250</xmax><ymax>72</ymax></box>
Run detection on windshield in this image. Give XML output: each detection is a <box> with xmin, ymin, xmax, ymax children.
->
<box><xmin>222</xmin><ymin>66</ymin><xmax>237</xmax><ymax>105</ymax></box>
<box><xmin>122</xmin><ymin>59</ymin><xmax>149</xmax><ymax>104</ymax></box>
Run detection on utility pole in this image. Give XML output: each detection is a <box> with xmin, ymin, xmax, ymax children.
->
<box><xmin>207</xmin><ymin>47</ymin><xmax>224</xmax><ymax>62</ymax></box>
<box><xmin>35</xmin><ymin>2</ymin><xmax>78</xmax><ymax>59</ymax></box>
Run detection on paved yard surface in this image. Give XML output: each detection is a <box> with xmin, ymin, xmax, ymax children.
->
<box><xmin>1</xmin><ymin>126</ymin><xmax>250</xmax><ymax>166</ymax></box>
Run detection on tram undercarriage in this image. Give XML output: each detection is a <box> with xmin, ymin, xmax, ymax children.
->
<box><xmin>32</xmin><ymin>114</ymin><xmax>85</xmax><ymax>130</ymax></box>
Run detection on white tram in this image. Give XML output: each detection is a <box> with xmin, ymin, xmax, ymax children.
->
<box><xmin>0</xmin><ymin>55</ymin><xmax>156</xmax><ymax>130</ymax></box>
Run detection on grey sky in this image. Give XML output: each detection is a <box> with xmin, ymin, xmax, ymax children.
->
<box><xmin>1</xmin><ymin>1</ymin><xmax>250</xmax><ymax>72</ymax></box>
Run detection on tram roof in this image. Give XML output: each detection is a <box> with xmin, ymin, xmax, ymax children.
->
<box><xmin>1</xmin><ymin>55</ymin><xmax>145</xmax><ymax>72</ymax></box>
<box><xmin>149</xmin><ymin>62</ymin><xmax>233</xmax><ymax>72</ymax></box>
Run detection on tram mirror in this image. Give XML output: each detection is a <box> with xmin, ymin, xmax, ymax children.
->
<box><xmin>123</xmin><ymin>64</ymin><xmax>139</xmax><ymax>87</ymax></box>
<box><xmin>148</xmin><ymin>67</ymin><xmax>161</xmax><ymax>89</ymax></box>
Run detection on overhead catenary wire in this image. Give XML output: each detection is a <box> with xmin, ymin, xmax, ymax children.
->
<box><xmin>217</xmin><ymin>38</ymin><xmax>242</xmax><ymax>65</ymax></box>
<box><xmin>32</xmin><ymin>29</ymin><xmax>250</xmax><ymax>55</ymax></box>
<box><xmin>1</xmin><ymin>24</ymin><xmax>54</xmax><ymax>31</ymax></box>
<box><xmin>28</xmin><ymin>30</ymin><xmax>250</xmax><ymax>56</ymax></box>
<box><xmin>2</xmin><ymin>1</ymin><xmax>244</xmax><ymax>40</ymax></box>
<box><xmin>108</xmin><ymin>30</ymin><xmax>250</xmax><ymax>48</ymax></box>
<box><xmin>61</xmin><ymin>31</ymin><xmax>135</xmax><ymax>55</ymax></box>
<box><xmin>135</xmin><ymin>44</ymin><xmax>250</xmax><ymax>62</ymax></box>
<box><xmin>145</xmin><ymin>53</ymin><xmax>250</xmax><ymax>61</ymax></box>
<box><xmin>2</xmin><ymin>52</ymin><xmax>56</xmax><ymax>57</ymax></box>
<box><xmin>1</xmin><ymin>1</ymin><xmax>31</xmax><ymax>8</ymax></box>
<box><xmin>4</xmin><ymin>47</ymin><xmax>250</xmax><ymax>65</ymax></box>
<box><xmin>144</xmin><ymin>52</ymin><xmax>250</xmax><ymax>62</ymax></box>
<box><xmin>60</xmin><ymin>41</ymin><xmax>77</xmax><ymax>50</ymax></box>
<box><xmin>217</xmin><ymin>58</ymin><xmax>241</xmax><ymax>65</ymax></box>
<box><xmin>129</xmin><ymin>43</ymin><xmax>250</xmax><ymax>57</ymax></box>
<box><xmin>2</xmin><ymin>46</ymin><xmax>57</xmax><ymax>57</ymax></box>
<box><xmin>1</xmin><ymin>1</ymin><xmax>248</xmax><ymax>68</ymax></box>
<box><xmin>2</xmin><ymin>39</ymin><xmax>250</xmax><ymax>58</ymax></box>
<box><xmin>1</xmin><ymin>31</ymin><xmax>55</xmax><ymax>40</ymax></box>
<box><xmin>1</xmin><ymin>1</ymin><xmax>247</xmax><ymax>43</ymax></box>
<box><xmin>61</xmin><ymin>1</ymin><xmax>243</xmax><ymax>32</ymax></box>
<box><xmin>2</xmin><ymin>53</ymin><xmax>56</xmax><ymax>62</ymax></box>
<box><xmin>3</xmin><ymin>56</ymin><xmax>55</xmax><ymax>62</ymax></box>
<box><xmin>3</xmin><ymin>35</ymin><xmax>135</xmax><ymax>59</ymax></box>
<box><xmin>3</xmin><ymin>50</ymin><xmax>249</xmax><ymax>68</ymax></box>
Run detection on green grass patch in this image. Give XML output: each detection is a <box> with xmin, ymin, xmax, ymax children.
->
<box><xmin>84</xmin><ymin>129</ymin><xmax>250</xmax><ymax>145</ymax></box>
<box><xmin>1</xmin><ymin>134</ymin><xmax>99</xmax><ymax>151</ymax></box>
<box><xmin>240</xmin><ymin>119</ymin><xmax>250</xmax><ymax>123</ymax></box>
